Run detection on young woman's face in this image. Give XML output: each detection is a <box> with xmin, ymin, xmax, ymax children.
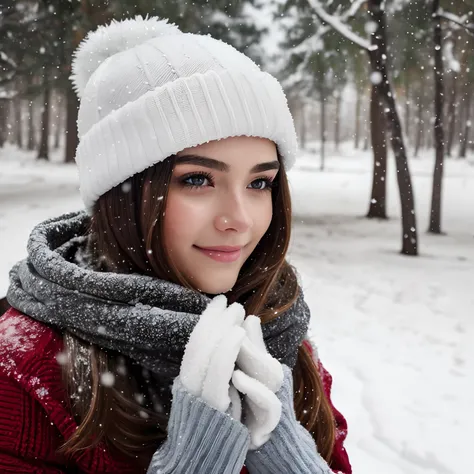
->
<box><xmin>164</xmin><ymin>136</ymin><xmax>279</xmax><ymax>294</ymax></box>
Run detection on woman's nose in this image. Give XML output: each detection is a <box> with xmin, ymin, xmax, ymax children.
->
<box><xmin>214</xmin><ymin>194</ymin><xmax>253</xmax><ymax>233</ymax></box>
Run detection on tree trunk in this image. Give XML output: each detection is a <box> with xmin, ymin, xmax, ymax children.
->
<box><xmin>27</xmin><ymin>99</ymin><xmax>35</xmax><ymax>150</ymax></box>
<box><xmin>368</xmin><ymin>0</ymin><xmax>418</xmax><ymax>255</ymax></box>
<box><xmin>428</xmin><ymin>2</ymin><xmax>445</xmax><ymax>234</ymax></box>
<box><xmin>363</xmin><ymin>119</ymin><xmax>370</xmax><ymax>150</ymax></box>
<box><xmin>334</xmin><ymin>92</ymin><xmax>341</xmax><ymax>151</ymax></box>
<box><xmin>54</xmin><ymin>114</ymin><xmax>62</xmax><ymax>150</ymax></box>
<box><xmin>54</xmin><ymin>92</ymin><xmax>62</xmax><ymax>149</ymax></box>
<box><xmin>459</xmin><ymin>85</ymin><xmax>472</xmax><ymax>158</ymax></box>
<box><xmin>426</xmin><ymin>117</ymin><xmax>434</xmax><ymax>149</ymax></box>
<box><xmin>64</xmin><ymin>82</ymin><xmax>79</xmax><ymax>163</ymax></box>
<box><xmin>414</xmin><ymin>90</ymin><xmax>423</xmax><ymax>157</ymax></box>
<box><xmin>14</xmin><ymin>96</ymin><xmax>22</xmax><ymax>148</ymax></box>
<box><xmin>38</xmin><ymin>81</ymin><xmax>51</xmax><ymax>160</ymax></box>
<box><xmin>355</xmin><ymin>85</ymin><xmax>361</xmax><ymax>149</ymax></box>
<box><xmin>320</xmin><ymin>93</ymin><xmax>326</xmax><ymax>171</ymax></box>
<box><xmin>364</xmin><ymin>87</ymin><xmax>370</xmax><ymax>150</ymax></box>
<box><xmin>404</xmin><ymin>73</ymin><xmax>410</xmax><ymax>144</ymax></box>
<box><xmin>299</xmin><ymin>100</ymin><xmax>306</xmax><ymax>150</ymax></box>
<box><xmin>446</xmin><ymin>72</ymin><xmax>458</xmax><ymax>157</ymax></box>
<box><xmin>0</xmin><ymin>99</ymin><xmax>6</xmax><ymax>148</ymax></box>
<box><xmin>367</xmin><ymin>85</ymin><xmax>388</xmax><ymax>218</ymax></box>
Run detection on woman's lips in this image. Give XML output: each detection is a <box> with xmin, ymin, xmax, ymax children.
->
<box><xmin>194</xmin><ymin>245</ymin><xmax>243</xmax><ymax>263</ymax></box>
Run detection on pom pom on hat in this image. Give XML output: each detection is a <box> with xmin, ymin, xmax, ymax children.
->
<box><xmin>70</xmin><ymin>16</ymin><xmax>181</xmax><ymax>98</ymax></box>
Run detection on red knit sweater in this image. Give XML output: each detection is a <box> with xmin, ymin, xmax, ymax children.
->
<box><xmin>0</xmin><ymin>308</ymin><xmax>351</xmax><ymax>473</ymax></box>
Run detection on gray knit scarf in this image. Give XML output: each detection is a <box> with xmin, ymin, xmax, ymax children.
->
<box><xmin>7</xmin><ymin>211</ymin><xmax>310</xmax><ymax>380</ymax></box>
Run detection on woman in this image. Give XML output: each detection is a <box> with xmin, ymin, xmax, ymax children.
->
<box><xmin>0</xmin><ymin>16</ymin><xmax>351</xmax><ymax>473</ymax></box>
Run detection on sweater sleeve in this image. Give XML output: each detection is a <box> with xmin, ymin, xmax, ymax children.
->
<box><xmin>147</xmin><ymin>378</ymin><xmax>250</xmax><ymax>474</ymax></box>
<box><xmin>0</xmin><ymin>374</ymin><xmax>67</xmax><ymax>473</ymax></box>
<box><xmin>245</xmin><ymin>365</ymin><xmax>331</xmax><ymax>474</ymax></box>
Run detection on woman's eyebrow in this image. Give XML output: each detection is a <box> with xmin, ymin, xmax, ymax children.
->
<box><xmin>175</xmin><ymin>155</ymin><xmax>280</xmax><ymax>173</ymax></box>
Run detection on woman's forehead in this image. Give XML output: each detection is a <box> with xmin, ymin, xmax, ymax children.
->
<box><xmin>176</xmin><ymin>136</ymin><xmax>278</xmax><ymax>165</ymax></box>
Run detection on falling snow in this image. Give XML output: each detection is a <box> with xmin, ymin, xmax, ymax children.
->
<box><xmin>1</xmin><ymin>1</ymin><xmax>473</xmax><ymax>471</ymax></box>
<box><xmin>1</xmin><ymin>142</ymin><xmax>472</xmax><ymax>473</ymax></box>
<box><xmin>100</xmin><ymin>371</ymin><xmax>115</xmax><ymax>387</ymax></box>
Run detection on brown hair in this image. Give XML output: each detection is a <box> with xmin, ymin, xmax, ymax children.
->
<box><xmin>60</xmin><ymin>152</ymin><xmax>336</xmax><ymax>470</ymax></box>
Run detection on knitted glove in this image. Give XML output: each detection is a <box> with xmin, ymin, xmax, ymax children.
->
<box><xmin>232</xmin><ymin>315</ymin><xmax>284</xmax><ymax>449</ymax></box>
<box><xmin>179</xmin><ymin>295</ymin><xmax>245</xmax><ymax>419</ymax></box>
<box><xmin>237</xmin><ymin>315</ymin><xmax>284</xmax><ymax>392</ymax></box>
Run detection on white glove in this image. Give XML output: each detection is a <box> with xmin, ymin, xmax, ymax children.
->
<box><xmin>179</xmin><ymin>295</ymin><xmax>245</xmax><ymax>420</ymax></box>
<box><xmin>237</xmin><ymin>315</ymin><xmax>284</xmax><ymax>392</ymax></box>
<box><xmin>232</xmin><ymin>315</ymin><xmax>285</xmax><ymax>449</ymax></box>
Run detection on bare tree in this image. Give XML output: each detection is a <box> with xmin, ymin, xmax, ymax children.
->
<box><xmin>307</xmin><ymin>0</ymin><xmax>418</xmax><ymax>255</ymax></box>
<box><xmin>319</xmin><ymin>85</ymin><xmax>327</xmax><ymax>171</ymax></box>
<box><xmin>0</xmin><ymin>91</ymin><xmax>14</xmax><ymax>148</ymax></box>
<box><xmin>53</xmin><ymin>92</ymin><xmax>63</xmax><ymax>150</ymax></box>
<box><xmin>37</xmin><ymin>74</ymin><xmax>51</xmax><ymax>160</ymax></box>
<box><xmin>353</xmin><ymin>52</ymin><xmax>367</xmax><ymax>150</ymax></box>
<box><xmin>27</xmin><ymin>99</ymin><xmax>36</xmax><ymax>150</ymax></box>
<box><xmin>459</xmin><ymin>85</ymin><xmax>472</xmax><ymax>159</ymax></box>
<box><xmin>446</xmin><ymin>69</ymin><xmax>459</xmax><ymax>157</ymax></box>
<box><xmin>403</xmin><ymin>72</ymin><xmax>411</xmax><ymax>145</ymax></box>
<box><xmin>367</xmin><ymin>84</ymin><xmax>388</xmax><ymax>219</ymax></box>
<box><xmin>414</xmin><ymin>87</ymin><xmax>425</xmax><ymax>158</ymax></box>
<box><xmin>334</xmin><ymin>90</ymin><xmax>341</xmax><ymax>151</ymax></box>
<box><xmin>299</xmin><ymin>101</ymin><xmax>307</xmax><ymax>150</ymax></box>
<box><xmin>13</xmin><ymin>95</ymin><xmax>23</xmax><ymax>149</ymax></box>
<box><xmin>429</xmin><ymin>0</ymin><xmax>445</xmax><ymax>234</ymax></box>
<box><xmin>354</xmin><ymin>85</ymin><xmax>362</xmax><ymax>149</ymax></box>
<box><xmin>429</xmin><ymin>4</ymin><xmax>474</xmax><ymax>230</ymax></box>
<box><xmin>437</xmin><ymin>12</ymin><xmax>474</xmax><ymax>160</ymax></box>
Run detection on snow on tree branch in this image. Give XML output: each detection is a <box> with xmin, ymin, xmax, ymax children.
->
<box><xmin>291</xmin><ymin>0</ymin><xmax>368</xmax><ymax>56</ymax></box>
<box><xmin>437</xmin><ymin>9</ymin><xmax>474</xmax><ymax>33</ymax></box>
<box><xmin>283</xmin><ymin>0</ymin><xmax>369</xmax><ymax>92</ymax></box>
<box><xmin>291</xmin><ymin>26</ymin><xmax>329</xmax><ymax>56</ymax></box>
<box><xmin>345</xmin><ymin>0</ymin><xmax>368</xmax><ymax>21</ymax></box>
<box><xmin>0</xmin><ymin>52</ymin><xmax>17</xmax><ymax>69</ymax></box>
<box><xmin>305</xmin><ymin>0</ymin><xmax>372</xmax><ymax>51</ymax></box>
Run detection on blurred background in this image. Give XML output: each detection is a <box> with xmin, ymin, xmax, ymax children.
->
<box><xmin>0</xmin><ymin>1</ymin><xmax>472</xmax><ymax>473</ymax></box>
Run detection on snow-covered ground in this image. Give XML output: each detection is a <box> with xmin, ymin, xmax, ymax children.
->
<box><xmin>1</xmin><ymin>142</ymin><xmax>472</xmax><ymax>474</ymax></box>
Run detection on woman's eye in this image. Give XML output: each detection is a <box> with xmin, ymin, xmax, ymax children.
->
<box><xmin>181</xmin><ymin>174</ymin><xmax>273</xmax><ymax>191</ymax></box>
<box><xmin>182</xmin><ymin>174</ymin><xmax>211</xmax><ymax>187</ymax></box>
<box><xmin>249</xmin><ymin>178</ymin><xmax>273</xmax><ymax>191</ymax></box>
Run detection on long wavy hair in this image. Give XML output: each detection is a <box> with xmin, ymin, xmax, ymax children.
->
<box><xmin>59</xmin><ymin>152</ymin><xmax>336</xmax><ymax>471</ymax></box>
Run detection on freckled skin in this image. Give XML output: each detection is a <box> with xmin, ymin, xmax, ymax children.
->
<box><xmin>164</xmin><ymin>136</ymin><xmax>278</xmax><ymax>294</ymax></box>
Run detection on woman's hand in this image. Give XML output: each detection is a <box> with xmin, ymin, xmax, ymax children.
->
<box><xmin>148</xmin><ymin>296</ymin><xmax>250</xmax><ymax>474</ymax></box>
<box><xmin>232</xmin><ymin>315</ymin><xmax>284</xmax><ymax>449</ymax></box>
<box><xmin>235</xmin><ymin>316</ymin><xmax>332</xmax><ymax>473</ymax></box>
<box><xmin>179</xmin><ymin>295</ymin><xmax>246</xmax><ymax>419</ymax></box>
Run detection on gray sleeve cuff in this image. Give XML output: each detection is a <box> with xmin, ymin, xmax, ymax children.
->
<box><xmin>245</xmin><ymin>365</ymin><xmax>332</xmax><ymax>474</ymax></box>
<box><xmin>147</xmin><ymin>378</ymin><xmax>250</xmax><ymax>474</ymax></box>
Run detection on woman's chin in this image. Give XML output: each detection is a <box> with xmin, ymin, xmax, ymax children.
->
<box><xmin>193</xmin><ymin>275</ymin><xmax>238</xmax><ymax>296</ymax></box>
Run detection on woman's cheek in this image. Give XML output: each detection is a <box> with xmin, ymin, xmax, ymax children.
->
<box><xmin>166</xmin><ymin>194</ymin><xmax>208</xmax><ymax>235</ymax></box>
<box><xmin>256</xmin><ymin>197</ymin><xmax>273</xmax><ymax>235</ymax></box>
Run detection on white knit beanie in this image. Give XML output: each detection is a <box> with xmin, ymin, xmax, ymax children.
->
<box><xmin>71</xmin><ymin>16</ymin><xmax>298</xmax><ymax>211</ymax></box>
